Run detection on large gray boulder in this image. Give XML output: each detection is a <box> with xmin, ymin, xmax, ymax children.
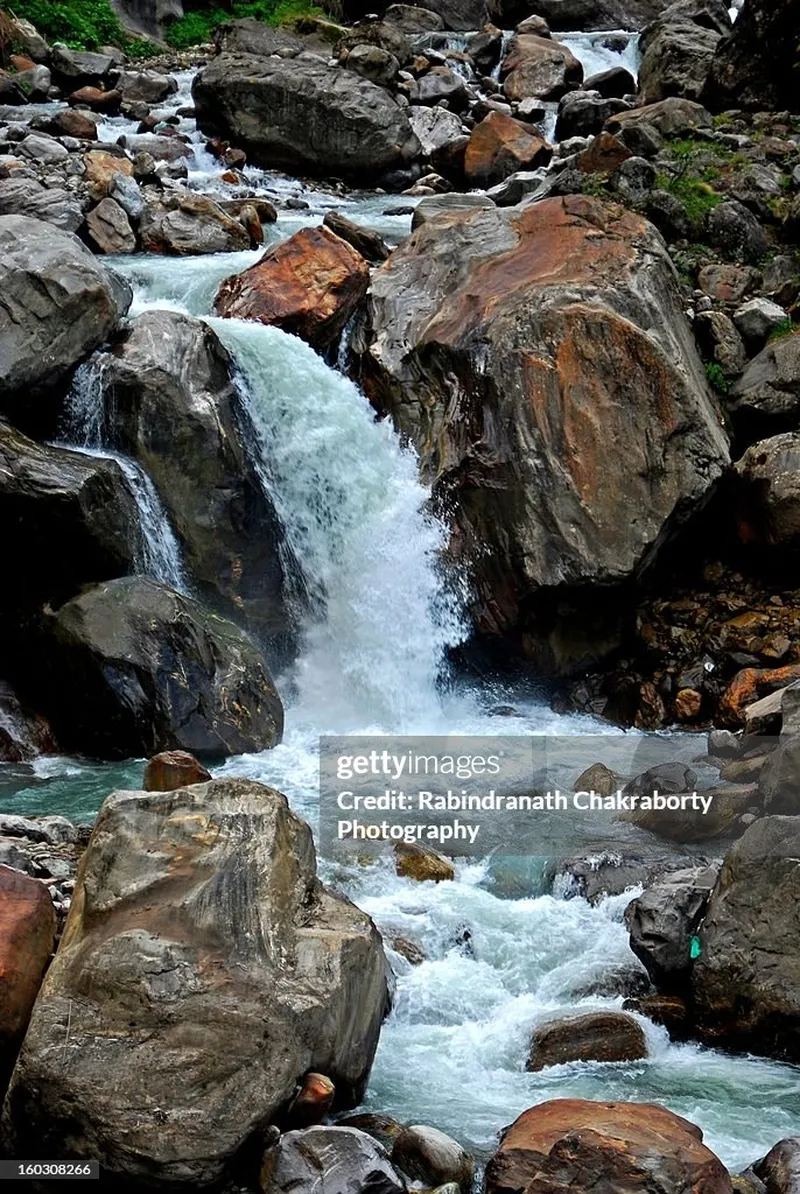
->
<box><xmin>734</xmin><ymin>432</ymin><xmax>800</xmax><ymax>548</ymax></box>
<box><xmin>95</xmin><ymin>311</ymin><xmax>288</xmax><ymax>645</ymax></box>
<box><xmin>3</xmin><ymin>780</ymin><xmax>389</xmax><ymax>1187</ymax></box>
<box><xmin>192</xmin><ymin>53</ymin><xmax>421</xmax><ymax>183</ymax></box>
<box><xmin>625</xmin><ymin>865</ymin><xmax>717</xmax><ymax>990</ymax></box>
<box><xmin>357</xmin><ymin>195</ymin><xmax>729</xmax><ymax>673</ymax></box>
<box><xmin>111</xmin><ymin>0</ymin><xmax>185</xmax><ymax>39</ymax></box>
<box><xmin>726</xmin><ymin>333</ymin><xmax>800</xmax><ymax>442</ymax></box>
<box><xmin>703</xmin><ymin>0</ymin><xmax>800</xmax><ymax>112</ymax></box>
<box><xmin>638</xmin><ymin>11</ymin><xmax>723</xmax><ymax>104</ymax></box>
<box><xmin>0</xmin><ymin>177</ymin><xmax>84</xmax><ymax>233</ymax></box>
<box><xmin>0</xmin><ymin>215</ymin><xmax>130</xmax><ymax>404</ymax></box>
<box><xmin>692</xmin><ymin>817</ymin><xmax>800</xmax><ymax>1059</ymax></box>
<box><xmin>33</xmin><ymin>576</ymin><xmax>284</xmax><ymax>759</ymax></box>
<box><xmin>263</xmin><ymin>1127</ymin><xmax>405</xmax><ymax>1194</ymax></box>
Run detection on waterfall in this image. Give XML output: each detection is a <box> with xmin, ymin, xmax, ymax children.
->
<box><xmin>206</xmin><ymin>316</ymin><xmax>467</xmax><ymax>731</ymax></box>
<box><xmin>61</xmin><ymin>362</ymin><xmax>188</xmax><ymax>594</ymax></box>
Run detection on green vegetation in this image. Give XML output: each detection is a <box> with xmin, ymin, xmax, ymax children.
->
<box><xmin>165</xmin><ymin>0</ymin><xmax>322</xmax><ymax>48</ymax></box>
<box><xmin>7</xmin><ymin>0</ymin><xmax>159</xmax><ymax>54</ymax></box>
<box><xmin>769</xmin><ymin>318</ymin><xmax>798</xmax><ymax>342</ymax></box>
<box><xmin>656</xmin><ymin>171</ymin><xmax>723</xmax><ymax>227</ymax></box>
<box><xmin>706</xmin><ymin>361</ymin><xmax>730</xmax><ymax>395</ymax></box>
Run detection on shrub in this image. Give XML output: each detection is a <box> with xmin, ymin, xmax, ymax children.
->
<box><xmin>165</xmin><ymin>0</ymin><xmax>322</xmax><ymax>47</ymax></box>
<box><xmin>706</xmin><ymin>361</ymin><xmax>730</xmax><ymax>395</ymax></box>
<box><xmin>6</xmin><ymin>0</ymin><xmax>159</xmax><ymax>54</ymax></box>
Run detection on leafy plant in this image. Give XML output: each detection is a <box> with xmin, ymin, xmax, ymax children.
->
<box><xmin>7</xmin><ymin>0</ymin><xmax>158</xmax><ymax>54</ymax></box>
<box><xmin>706</xmin><ymin>361</ymin><xmax>730</xmax><ymax>395</ymax></box>
<box><xmin>165</xmin><ymin>0</ymin><xmax>322</xmax><ymax>47</ymax></box>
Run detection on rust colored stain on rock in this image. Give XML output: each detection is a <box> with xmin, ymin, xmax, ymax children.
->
<box><xmin>214</xmin><ymin>225</ymin><xmax>370</xmax><ymax>350</ymax></box>
<box><xmin>464</xmin><ymin>111</ymin><xmax>552</xmax><ymax>187</ymax></box>
<box><xmin>0</xmin><ymin>865</ymin><xmax>56</xmax><ymax>1084</ymax></box>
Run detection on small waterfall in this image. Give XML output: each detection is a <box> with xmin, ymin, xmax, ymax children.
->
<box><xmin>491</xmin><ymin>30</ymin><xmax>515</xmax><ymax>83</ymax></box>
<box><xmin>61</xmin><ymin>362</ymin><xmax>188</xmax><ymax>594</ymax></box>
<box><xmin>206</xmin><ymin>316</ymin><xmax>467</xmax><ymax>731</ymax></box>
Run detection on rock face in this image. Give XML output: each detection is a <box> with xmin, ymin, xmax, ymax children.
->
<box><xmin>464</xmin><ymin>112</ymin><xmax>552</xmax><ymax>187</ymax></box>
<box><xmin>3</xmin><ymin>780</ymin><xmax>389</xmax><ymax>1187</ymax></box>
<box><xmin>692</xmin><ymin>817</ymin><xmax>800</xmax><ymax>1059</ymax></box>
<box><xmin>357</xmin><ymin>195</ymin><xmax>729</xmax><ymax>671</ymax></box>
<box><xmin>526</xmin><ymin>1011</ymin><xmax>647</xmax><ymax>1071</ymax></box>
<box><xmin>0</xmin><ymin>215</ymin><xmax>130</xmax><ymax>404</ymax></box>
<box><xmin>193</xmin><ymin>54</ymin><xmax>420</xmax><ymax>183</ymax></box>
<box><xmin>527</xmin><ymin>0</ymin><xmax>670</xmax><ymax>29</ymax></box>
<box><xmin>484</xmin><ymin>1100</ymin><xmax>732</xmax><ymax>1194</ymax></box>
<box><xmin>36</xmin><ymin>577</ymin><xmax>284</xmax><ymax>759</ymax></box>
<box><xmin>703</xmin><ymin>0</ymin><xmax>800</xmax><ymax>112</ymax></box>
<box><xmin>96</xmin><ymin>311</ymin><xmax>288</xmax><ymax>644</ymax></box>
<box><xmin>0</xmin><ymin>866</ymin><xmax>56</xmax><ymax>1091</ymax></box>
<box><xmin>215</xmin><ymin>227</ymin><xmax>370</xmax><ymax>351</ymax></box>
<box><xmin>262</xmin><ymin>1127</ymin><xmax>405</xmax><ymax>1194</ymax></box>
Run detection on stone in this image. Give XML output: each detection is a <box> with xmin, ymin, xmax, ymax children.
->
<box><xmin>487</xmin><ymin>169</ymin><xmax>548</xmax><ymax>206</ymax></box>
<box><xmin>7</xmin><ymin>16</ymin><xmax>49</xmax><ymax>63</ymax></box>
<box><xmin>214</xmin><ymin>226</ymin><xmax>369</xmax><ymax>351</ymax></box>
<box><xmin>383</xmin><ymin>5</ymin><xmax>446</xmax><ymax>33</ymax></box>
<box><xmin>646</xmin><ymin>188</ymin><xmax>691</xmax><ymax>239</ymax></box>
<box><xmin>143</xmin><ymin>750</ymin><xmax>213</xmax><ymax>792</ymax></box>
<box><xmin>67</xmin><ymin>86</ymin><xmax>122</xmax><ymax>114</ymax></box>
<box><xmin>577</xmin><ymin>130</ymin><xmax>632</xmax><ymax>173</ymax></box>
<box><xmin>484</xmin><ymin>1100</ymin><xmax>732</xmax><ymax>1194</ymax></box>
<box><xmin>583</xmin><ymin>65</ymin><xmax>636</xmax><ymax>97</ymax></box>
<box><xmin>638</xmin><ymin>19</ymin><xmax>721</xmax><ymax>105</ymax></box>
<box><xmin>735</xmin><ymin>433</ymin><xmax>800</xmax><ymax>548</ymax></box>
<box><xmin>625</xmin><ymin>865</ymin><xmax>718</xmax><ymax>990</ymax></box>
<box><xmin>501</xmin><ymin>34</ymin><xmax>583</xmax><ymax>102</ymax></box>
<box><xmin>0</xmin><ymin>866</ymin><xmax>56</xmax><ymax>1089</ymax></box>
<box><xmin>389</xmin><ymin>936</ymin><xmax>426</xmax><ymax>965</ymax></box>
<box><xmin>609</xmin><ymin>155</ymin><xmax>656</xmax><ymax>205</ymax></box>
<box><xmin>753</xmin><ymin>1139</ymin><xmax>800</xmax><ymax>1194</ymax></box>
<box><xmin>698</xmin><ymin>262</ymin><xmax>756</xmax><ymax>303</ymax></box>
<box><xmin>16</xmin><ymin>133</ymin><xmax>68</xmax><ymax>166</ymax></box>
<box><xmin>703</xmin><ymin>0</ymin><xmax>799</xmax><ymax>112</ymax></box>
<box><xmin>3</xmin><ymin>781</ymin><xmax>389</xmax><ymax>1186</ymax></box>
<box><xmin>85</xmin><ymin>197</ymin><xmax>136</xmax><ymax>254</ymax></box>
<box><xmin>111</xmin><ymin>174</ymin><xmax>145</xmax><ymax>222</ymax></box>
<box><xmin>0</xmin><ymin>215</ymin><xmax>130</xmax><ymax>402</ymax></box>
<box><xmin>392</xmin><ymin>1126</ymin><xmax>473</xmax><ymax>1191</ymax></box>
<box><xmin>46</xmin><ymin>108</ymin><xmax>98</xmax><ymax>140</ymax></box>
<box><xmin>411</xmin><ymin>191</ymin><xmax>495</xmax><ymax>229</ymax></box>
<box><xmin>49</xmin><ymin>46</ymin><xmax>118</xmax><ymax>90</ymax></box>
<box><xmin>726</xmin><ymin>334</ymin><xmax>800</xmax><ymax>441</ymax></box>
<box><xmin>733</xmin><ymin>298</ymin><xmax>790</xmax><ymax>351</ymax></box>
<box><xmin>606</xmin><ymin>96</ymin><xmax>712</xmax><ymax>140</ymax></box>
<box><xmin>94</xmin><ymin>310</ymin><xmax>288</xmax><ymax>643</ymax></box>
<box><xmin>323</xmin><ymin>211</ymin><xmax>390</xmax><ymax>262</ymax></box>
<box><xmin>117</xmin><ymin>70</ymin><xmax>177</xmax><ymax>105</ymax></box>
<box><xmin>556</xmin><ymin>90</ymin><xmax>630</xmax><ymax>139</ymax></box>
<box><xmin>121</xmin><ymin>132</ymin><xmax>192</xmax><ymax>163</ymax></box>
<box><xmin>193</xmin><ymin>53</ymin><xmax>421</xmax><ymax>183</ymax></box>
<box><xmin>344</xmin><ymin>43</ymin><xmax>400</xmax><ymax>89</ymax></box>
<box><xmin>526</xmin><ymin>1011</ymin><xmax>647</xmax><ymax>1071</ymax></box>
<box><xmin>758</xmin><ymin>734</ymin><xmax>800</xmax><ymax>814</ymax></box>
<box><xmin>0</xmin><ymin>177</ymin><xmax>83</xmax><ymax>233</ymax></box>
<box><xmin>357</xmin><ymin>196</ymin><xmax>729</xmax><ymax>665</ymax></box>
<box><xmin>708</xmin><ymin>728</ymin><xmax>741</xmax><ymax>760</ymax></box>
<box><xmin>464</xmin><ymin>111</ymin><xmax>551</xmax><ymax>187</ymax></box>
<box><xmin>708</xmin><ymin>200</ymin><xmax>768</xmax><ymax>265</ymax></box>
<box><xmin>0</xmin><ymin>71</ymin><xmax>27</xmax><ymax>105</ymax></box>
<box><xmin>694</xmin><ymin>310</ymin><xmax>747</xmax><ymax>378</ymax></box>
<box><xmin>35</xmin><ymin>578</ymin><xmax>284</xmax><ymax>759</ymax></box>
<box><xmin>408</xmin><ymin>105</ymin><xmax>465</xmax><ymax>158</ymax></box>
<box><xmin>285</xmin><ymin>1072</ymin><xmax>336</xmax><ymax>1128</ymax></box>
<box><xmin>83</xmin><ymin>147</ymin><xmax>135</xmax><ymax>198</ymax></box>
<box><xmin>262</xmin><ymin>1127</ymin><xmax>405</xmax><ymax>1194</ymax></box>
<box><xmin>412</xmin><ymin>66</ymin><xmax>468</xmax><ymax>110</ymax></box>
<box><xmin>394</xmin><ymin>841</ymin><xmax>454</xmax><ymax>882</ymax></box>
<box><xmin>691</xmin><ymin>816</ymin><xmax>800</xmax><ymax>1059</ymax></box>
<box><xmin>515</xmin><ymin>14</ymin><xmax>552</xmax><ymax>35</ymax></box>
<box><xmin>0</xmin><ymin>683</ymin><xmax>56</xmax><ymax>763</ymax></box>
<box><xmin>410</xmin><ymin>0</ymin><xmax>488</xmax><ymax>28</ymax></box>
<box><xmin>141</xmin><ymin>190</ymin><xmax>251</xmax><ymax>255</ymax></box>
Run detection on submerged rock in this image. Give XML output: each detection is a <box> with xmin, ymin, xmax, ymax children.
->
<box><xmin>3</xmin><ymin>780</ymin><xmax>389</xmax><ymax>1187</ymax></box>
<box><xmin>526</xmin><ymin>1011</ymin><xmax>647</xmax><ymax>1070</ymax></box>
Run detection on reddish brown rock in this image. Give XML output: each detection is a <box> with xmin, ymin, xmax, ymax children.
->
<box><xmin>526</xmin><ymin>1011</ymin><xmax>647</xmax><ymax>1071</ymax></box>
<box><xmin>286</xmin><ymin>1072</ymin><xmax>335</xmax><ymax>1128</ymax></box>
<box><xmin>675</xmin><ymin>687</ymin><xmax>703</xmax><ymax>721</ymax></box>
<box><xmin>394</xmin><ymin>842</ymin><xmax>454</xmax><ymax>882</ymax></box>
<box><xmin>48</xmin><ymin>108</ymin><xmax>98</xmax><ymax>140</ymax></box>
<box><xmin>501</xmin><ymin>34</ymin><xmax>582</xmax><ymax>102</ymax></box>
<box><xmin>719</xmin><ymin>663</ymin><xmax>800</xmax><ymax>727</ymax></box>
<box><xmin>578</xmin><ymin>131</ymin><xmax>632</xmax><ymax>175</ymax></box>
<box><xmin>485</xmin><ymin>1100</ymin><xmax>732</xmax><ymax>1194</ymax></box>
<box><xmin>84</xmin><ymin>148</ymin><xmax>134</xmax><ymax>199</ymax></box>
<box><xmin>214</xmin><ymin>226</ymin><xmax>370</xmax><ymax>351</ymax></box>
<box><xmin>464</xmin><ymin>111</ymin><xmax>552</xmax><ymax>187</ymax></box>
<box><xmin>0</xmin><ymin>866</ymin><xmax>56</xmax><ymax>1088</ymax></box>
<box><xmin>143</xmin><ymin>750</ymin><xmax>212</xmax><ymax>792</ymax></box>
<box><xmin>68</xmin><ymin>86</ymin><xmax>122</xmax><ymax>114</ymax></box>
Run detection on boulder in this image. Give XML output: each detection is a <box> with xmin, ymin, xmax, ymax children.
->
<box><xmin>85</xmin><ymin>197</ymin><xmax>136</xmax><ymax>254</ymax></box>
<box><xmin>408</xmin><ymin>105</ymin><xmax>465</xmax><ymax>159</ymax></box>
<box><xmin>391</xmin><ymin>1125</ymin><xmax>473</xmax><ymax>1191</ymax></box>
<box><xmin>464</xmin><ymin>111</ymin><xmax>552</xmax><ymax>186</ymax></box>
<box><xmin>193</xmin><ymin>53</ymin><xmax>421</xmax><ymax>183</ymax></box>
<box><xmin>694</xmin><ymin>310</ymin><xmax>747</xmax><ymax>379</ymax></box>
<box><xmin>117</xmin><ymin>70</ymin><xmax>177</xmax><ymax>104</ymax></box>
<box><xmin>144</xmin><ymin>750</ymin><xmax>212</xmax><ymax>792</ymax></box>
<box><xmin>0</xmin><ymin>215</ymin><xmax>130</xmax><ymax>403</ymax></box>
<box><xmin>703</xmin><ymin>0</ymin><xmax>800</xmax><ymax>112</ymax></box>
<box><xmin>0</xmin><ymin>865</ymin><xmax>56</xmax><ymax>1090</ymax></box>
<box><xmin>0</xmin><ymin>682</ymin><xmax>57</xmax><ymax>763</ymax></box>
<box><xmin>735</xmin><ymin>433</ymin><xmax>800</xmax><ymax>548</ymax></box>
<box><xmin>83</xmin><ymin>148</ymin><xmax>135</xmax><ymax>199</ymax></box>
<box><xmin>323</xmin><ymin>211</ymin><xmax>390</xmax><ymax>262</ymax></box>
<box><xmin>484</xmin><ymin>1100</ymin><xmax>732</xmax><ymax>1194</ymax></box>
<box><xmin>96</xmin><ymin>310</ymin><xmax>288</xmax><ymax>642</ymax></box>
<box><xmin>708</xmin><ymin>200</ymin><xmax>768</xmax><ymax>265</ymax></box>
<box><xmin>638</xmin><ymin>16</ymin><xmax>722</xmax><ymax>103</ymax></box>
<box><xmin>0</xmin><ymin>176</ymin><xmax>83</xmax><ymax>233</ymax></box>
<box><xmin>555</xmin><ymin>91</ymin><xmax>630</xmax><ymax>140</ymax></box>
<box><xmin>120</xmin><ymin>132</ymin><xmax>192</xmax><ymax>162</ymax></box>
<box><xmin>284</xmin><ymin>1072</ymin><xmax>336</xmax><ymax>1128</ymax></box>
<box><xmin>584</xmin><ymin>65</ymin><xmax>637</xmax><ymax>97</ymax></box>
<box><xmin>344</xmin><ymin>44</ymin><xmax>400</xmax><ymax>89</ymax></box>
<box><xmin>0</xmin><ymin>424</ymin><xmax>143</xmax><ymax>616</ymax></box>
<box><xmin>692</xmin><ymin>816</ymin><xmax>800</xmax><ymax>1059</ymax></box>
<box><xmin>356</xmin><ymin>196</ymin><xmax>729</xmax><ymax>668</ymax></box>
<box><xmin>733</xmin><ymin>299</ymin><xmax>791</xmax><ymax>353</ymax></box>
<box><xmin>411</xmin><ymin>66</ymin><xmax>469</xmax><ymax>111</ymax></box>
<box><xmin>526</xmin><ymin>1011</ymin><xmax>647</xmax><ymax>1070</ymax></box>
<box><xmin>753</xmin><ymin>1139</ymin><xmax>800</xmax><ymax>1194</ymax></box>
<box><xmin>3</xmin><ymin>780</ymin><xmax>389</xmax><ymax>1187</ymax></box>
<box><xmin>16</xmin><ymin>132</ymin><xmax>68</xmax><ymax>166</ymax></box>
<box><xmin>0</xmin><ymin>70</ymin><xmax>27</xmax><ymax>105</ymax></box>
<box><xmin>501</xmin><ymin>34</ymin><xmax>583</xmax><ymax>102</ymax></box>
<box><xmin>67</xmin><ymin>86</ymin><xmax>123</xmax><ymax>114</ymax></box>
<box><xmin>606</xmin><ymin>96</ymin><xmax>712</xmax><ymax>140</ymax></box>
<box><xmin>726</xmin><ymin>334</ymin><xmax>800</xmax><ymax>441</ymax></box>
<box><xmin>49</xmin><ymin>46</ymin><xmax>118</xmax><ymax>90</ymax></box>
<box><xmin>262</xmin><ymin>1127</ymin><xmax>405</xmax><ymax>1194</ymax></box>
<box><xmin>411</xmin><ymin>192</ymin><xmax>495</xmax><ymax>229</ymax></box>
<box><xmin>214</xmin><ymin>226</ymin><xmax>370</xmax><ymax>351</ymax></box>
<box><xmin>35</xmin><ymin>577</ymin><xmax>284</xmax><ymax>759</ymax></box>
<box><xmin>394</xmin><ymin>841</ymin><xmax>454</xmax><ymax>881</ymax></box>
<box><xmin>46</xmin><ymin>108</ymin><xmax>99</xmax><ymax>139</ymax></box>
<box><xmin>758</xmin><ymin>733</ymin><xmax>800</xmax><ymax>814</ymax></box>
<box><xmin>383</xmin><ymin>5</ymin><xmax>446</xmax><ymax>33</ymax></box>
<box><xmin>625</xmin><ymin>865</ymin><xmax>718</xmax><ymax>990</ymax></box>
<box><xmin>140</xmin><ymin>190</ymin><xmax>251</xmax><ymax>255</ymax></box>
<box><xmin>411</xmin><ymin>0</ymin><xmax>489</xmax><ymax>29</ymax></box>
<box><xmin>6</xmin><ymin>16</ymin><xmax>49</xmax><ymax>63</ymax></box>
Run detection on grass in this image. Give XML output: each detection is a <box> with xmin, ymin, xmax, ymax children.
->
<box><xmin>655</xmin><ymin>171</ymin><xmax>723</xmax><ymax>228</ymax></box>
<box><xmin>769</xmin><ymin>318</ymin><xmax>798</xmax><ymax>342</ymax></box>
<box><xmin>165</xmin><ymin>0</ymin><xmax>323</xmax><ymax>48</ymax></box>
<box><xmin>706</xmin><ymin>361</ymin><xmax>730</xmax><ymax>395</ymax></box>
<box><xmin>6</xmin><ymin>0</ymin><xmax>160</xmax><ymax>55</ymax></box>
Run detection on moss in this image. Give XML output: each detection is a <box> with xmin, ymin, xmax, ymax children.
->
<box><xmin>706</xmin><ymin>362</ymin><xmax>730</xmax><ymax>395</ymax></box>
<box><xmin>769</xmin><ymin>319</ymin><xmax>798</xmax><ymax>342</ymax></box>
<box><xmin>655</xmin><ymin>171</ymin><xmax>723</xmax><ymax>228</ymax></box>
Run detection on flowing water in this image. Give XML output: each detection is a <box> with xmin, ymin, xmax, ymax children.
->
<box><xmin>3</xmin><ymin>31</ymin><xmax>799</xmax><ymax>1174</ymax></box>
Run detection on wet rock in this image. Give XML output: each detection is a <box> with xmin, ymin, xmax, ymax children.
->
<box><xmin>389</xmin><ymin>936</ymin><xmax>426</xmax><ymax>965</ymax></box>
<box><xmin>0</xmin><ymin>683</ymin><xmax>57</xmax><ymax>763</ymax></box>
<box><xmin>193</xmin><ymin>53</ymin><xmax>421</xmax><ymax>183</ymax></box>
<box><xmin>215</xmin><ymin>225</ymin><xmax>369</xmax><ymax>351</ymax></box>
<box><xmin>0</xmin><ymin>214</ymin><xmax>130</xmax><ymax>403</ymax></box>
<box><xmin>584</xmin><ymin>65</ymin><xmax>636</xmax><ymax>97</ymax></box>
<box><xmin>143</xmin><ymin>750</ymin><xmax>212</xmax><ymax>792</ymax></box>
<box><xmin>692</xmin><ymin>816</ymin><xmax>800</xmax><ymax>1059</ymax></box>
<box><xmin>555</xmin><ymin>91</ymin><xmax>629</xmax><ymax>140</ymax></box>
<box><xmin>67</xmin><ymin>86</ymin><xmax>123</xmax><ymax>114</ymax></box>
<box><xmin>85</xmin><ymin>197</ymin><xmax>136</xmax><ymax>254</ymax></box>
<box><xmin>392</xmin><ymin>1125</ymin><xmax>473</xmax><ymax>1191</ymax></box>
<box><xmin>285</xmin><ymin>1072</ymin><xmax>336</xmax><ymax>1128</ymax></box>
<box><xmin>0</xmin><ymin>176</ymin><xmax>83</xmax><ymax>233</ymax></box>
<box><xmin>0</xmin><ymin>71</ymin><xmax>27</xmax><ymax>105</ymax></box>
<box><xmin>708</xmin><ymin>729</ymin><xmax>741</xmax><ymax>760</ymax></box>
<box><xmin>344</xmin><ymin>44</ymin><xmax>400</xmax><ymax>89</ymax></box>
<box><xmin>623</xmin><ymin>993</ymin><xmax>689</xmax><ymax>1039</ymax></box>
<box><xmin>550</xmin><ymin>849</ymin><xmax>688</xmax><ymax>903</ymax></box>
<box><xmin>575</xmin><ymin>761</ymin><xmax>619</xmax><ymax>796</ymax></box>
<box><xmin>464</xmin><ymin>111</ymin><xmax>552</xmax><ymax>186</ymax></box>
<box><xmin>121</xmin><ymin>131</ymin><xmax>191</xmax><ymax>162</ymax></box>
<box><xmin>412</xmin><ymin>66</ymin><xmax>469</xmax><ymax>111</ymax></box>
<box><xmin>46</xmin><ymin>108</ymin><xmax>98</xmax><ymax>140</ymax></box>
<box><xmin>36</xmin><ymin>577</ymin><xmax>284</xmax><ymax>759</ymax></box>
<box><xmin>625</xmin><ymin>865</ymin><xmax>717</xmax><ymax>990</ymax></box>
<box><xmin>4</xmin><ymin>781</ymin><xmax>388</xmax><ymax>1186</ymax></box>
<box><xmin>262</xmin><ymin>1126</ymin><xmax>405</xmax><ymax>1194</ymax></box>
<box><xmin>94</xmin><ymin>310</ymin><xmax>288</xmax><ymax>644</ymax></box>
<box><xmin>703</xmin><ymin>0</ymin><xmax>799</xmax><ymax>112</ymax></box>
<box><xmin>0</xmin><ymin>865</ymin><xmax>56</xmax><ymax>1091</ymax></box>
<box><xmin>753</xmin><ymin>1138</ymin><xmax>800</xmax><ymax>1194</ymax></box>
<box><xmin>394</xmin><ymin>842</ymin><xmax>454</xmax><ymax>882</ymax></box>
<box><xmin>708</xmin><ymin>200</ymin><xmax>768</xmax><ymax>266</ymax></box>
<box><xmin>484</xmin><ymin>1100</ymin><xmax>731</xmax><ymax>1194</ymax></box>
<box><xmin>411</xmin><ymin>192</ymin><xmax>495</xmax><ymax>229</ymax></box>
<box><xmin>323</xmin><ymin>211</ymin><xmax>390</xmax><ymax>263</ymax></box>
<box><xmin>337</xmin><ymin>1113</ymin><xmax>405</xmax><ymax>1152</ymax></box>
<box><xmin>501</xmin><ymin>34</ymin><xmax>583</xmax><ymax>102</ymax></box>
<box><xmin>408</xmin><ymin>105</ymin><xmax>465</xmax><ymax>158</ymax></box>
<box><xmin>526</xmin><ymin>1010</ymin><xmax>647</xmax><ymax>1071</ymax></box>
<box><xmin>357</xmin><ymin>195</ymin><xmax>728</xmax><ymax>669</ymax></box>
<box><xmin>141</xmin><ymin>189</ymin><xmax>250</xmax><ymax>254</ymax></box>
<box><xmin>84</xmin><ymin>147</ymin><xmax>135</xmax><ymax>198</ymax></box>
<box><xmin>17</xmin><ymin>132</ymin><xmax>68</xmax><ymax>165</ymax></box>
<box><xmin>727</xmin><ymin>334</ymin><xmax>800</xmax><ymax>441</ymax></box>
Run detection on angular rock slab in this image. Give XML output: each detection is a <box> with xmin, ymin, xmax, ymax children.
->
<box><xmin>3</xmin><ymin>780</ymin><xmax>389</xmax><ymax>1188</ymax></box>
